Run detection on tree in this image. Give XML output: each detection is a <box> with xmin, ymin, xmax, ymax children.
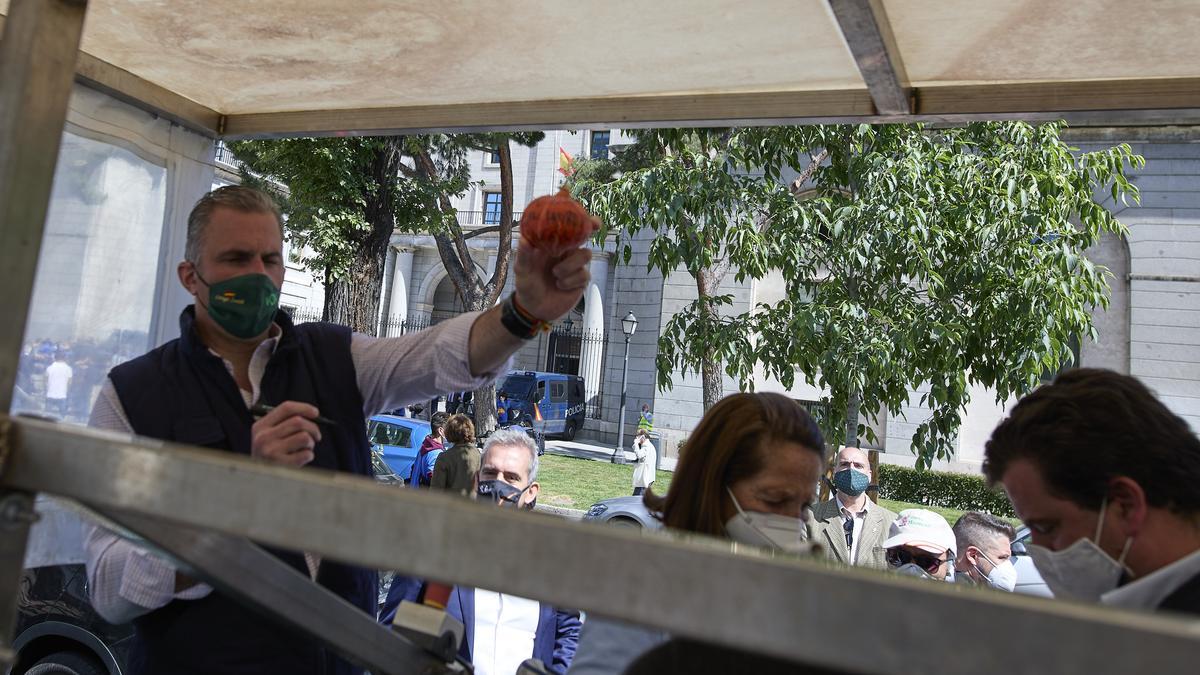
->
<box><xmin>583</xmin><ymin>122</ymin><xmax>1141</xmax><ymax>467</ymax></box>
<box><xmin>232</xmin><ymin>132</ymin><xmax>542</xmax><ymax>433</ymax></box>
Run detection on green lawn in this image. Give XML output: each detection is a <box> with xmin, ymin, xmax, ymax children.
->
<box><xmin>537</xmin><ymin>454</ymin><xmax>1016</xmax><ymax>527</ymax></box>
<box><xmin>537</xmin><ymin>454</ymin><xmax>672</xmax><ymax>510</ymax></box>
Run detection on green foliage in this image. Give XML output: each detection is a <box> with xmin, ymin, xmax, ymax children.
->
<box><xmin>580</xmin><ymin>122</ymin><xmax>1142</xmax><ymax>467</ymax></box>
<box><xmin>876</xmin><ymin>464</ymin><xmax>1015</xmax><ymax>518</ymax></box>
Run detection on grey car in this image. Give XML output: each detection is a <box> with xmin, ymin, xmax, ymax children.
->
<box><xmin>583</xmin><ymin>496</ymin><xmax>660</xmax><ymax>529</ymax></box>
<box><xmin>1011</xmin><ymin>526</ymin><xmax>1053</xmax><ymax>597</ymax></box>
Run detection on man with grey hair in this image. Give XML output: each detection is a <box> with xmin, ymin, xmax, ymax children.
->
<box><xmin>953</xmin><ymin>511</ymin><xmax>1018</xmax><ymax>591</ymax></box>
<box><xmin>475</xmin><ymin>428</ymin><xmax>540</xmax><ymax>508</ymax></box>
<box><xmin>83</xmin><ymin>185</ymin><xmax>594</xmax><ymax>675</ymax></box>
<box><xmin>380</xmin><ymin>427</ymin><xmax>580</xmax><ymax>674</ymax></box>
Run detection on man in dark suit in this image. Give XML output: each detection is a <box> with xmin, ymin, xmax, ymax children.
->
<box><xmin>380</xmin><ymin>429</ymin><xmax>581</xmax><ymax>674</ymax></box>
<box><xmin>984</xmin><ymin>369</ymin><xmax>1200</xmax><ymax>615</ymax></box>
<box><xmin>810</xmin><ymin>446</ymin><xmax>896</xmax><ymax>569</ymax></box>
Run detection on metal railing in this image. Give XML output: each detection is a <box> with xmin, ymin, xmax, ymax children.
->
<box><xmin>455</xmin><ymin>210</ymin><xmax>523</xmax><ymax>227</ymax></box>
<box><xmin>545</xmin><ymin>324</ymin><xmax>607</xmax><ymax>419</ymax></box>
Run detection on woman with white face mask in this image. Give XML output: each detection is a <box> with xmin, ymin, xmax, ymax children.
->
<box><xmin>569</xmin><ymin>393</ymin><xmax>826</xmax><ymax>675</ymax></box>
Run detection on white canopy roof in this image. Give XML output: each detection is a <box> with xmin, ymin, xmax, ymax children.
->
<box><xmin>3</xmin><ymin>0</ymin><xmax>1199</xmax><ymax>137</ymax></box>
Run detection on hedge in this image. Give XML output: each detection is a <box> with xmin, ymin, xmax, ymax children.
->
<box><xmin>876</xmin><ymin>464</ymin><xmax>1015</xmax><ymax>518</ymax></box>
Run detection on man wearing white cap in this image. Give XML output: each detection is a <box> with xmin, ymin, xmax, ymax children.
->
<box><xmin>883</xmin><ymin>509</ymin><xmax>957</xmax><ymax>581</ymax></box>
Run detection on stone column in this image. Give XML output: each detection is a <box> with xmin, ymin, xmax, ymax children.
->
<box><xmin>580</xmin><ymin>252</ymin><xmax>610</xmax><ymax>410</ymax></box>
<box><xmin>387</xmin><ymin>247</ymin><xmax>414</xmax><ymax>335</ymax></box>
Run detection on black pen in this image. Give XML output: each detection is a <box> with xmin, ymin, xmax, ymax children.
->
<box><xmin>250</xmin><ymin>403</ymin><xmax>340</xmax><ymax>427</ymax></box>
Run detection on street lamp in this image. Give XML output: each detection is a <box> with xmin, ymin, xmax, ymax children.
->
<box><xmin>613</xmin><ymin>311</ymin><xmax>638</xmax><ymax>464</ymax></box>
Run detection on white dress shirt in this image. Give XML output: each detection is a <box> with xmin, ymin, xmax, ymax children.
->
<box><xmin>1103</xmin><ymin>548</ymin><xmax>1200</xmax><ymax>611</ymax></box>
<box><xmin>837</xmin><ymin>493</ymin><xmax>871</xmax><ymax>565</ymax></box>
<box><xmin>472</xmin><ymin>589</ymin><xmax>540</xmax><ymax>675</ymax></box>
<box><xmin>85</xmin><ymin>311</ymin><xmax>509</xmax><ymax>624</ymax></box>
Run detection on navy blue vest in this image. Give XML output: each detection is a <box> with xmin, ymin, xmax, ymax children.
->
<box><xmin>109</xmin><ymin>307</ymin><xmax>375</xmax><ymax>675</ymax></box>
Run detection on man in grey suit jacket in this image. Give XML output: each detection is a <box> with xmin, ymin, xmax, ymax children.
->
<box><xmin>811</xmin><ymin>446</ymin><xmax>897</xmax><ymax>569</ymax></box>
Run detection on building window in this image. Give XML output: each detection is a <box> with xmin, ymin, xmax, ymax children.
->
<box><xmin>482</xmin><ymin>192</ymin><xmax>503</xmax><ymax>225</ymax></box>
<box><xmin>589</xmin><ymin>131</ymin><xmax>610</xmax><ymax>160</ymax></box>
<box><xmin>484</xmin><ymin>150</ymin><xmax>500</xmax><ymax>166</ymax></box>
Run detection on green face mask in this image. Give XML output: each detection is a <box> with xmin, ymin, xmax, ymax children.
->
<box><xmin>195</xmin><ymin>271</ymin><xmax>280</xmax><ymax>339</ymax></box>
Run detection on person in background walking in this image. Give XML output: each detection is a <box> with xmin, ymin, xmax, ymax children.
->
<box><xmin>637</xmin><ymin>402</ymin><xmax>653</xmax><ymax>434</ymax></box>
<box><xmin>44</xmin><ymin>350</ymin><xmax>73</xmax><ymax>418</ymax></box>
<box><xmin>431</xmin><ymin>414</ymin><xmax>481</xmax><ymax>497</ymax></box>
<box><xmin>631</xmin><ymin>429</ymin><xmax>657</xmax><ymax>496</ymax></box>
<box><xmin>409</xmin><ymin>411</ymin><xmax>448</xmax><ymax>487</ymax></box>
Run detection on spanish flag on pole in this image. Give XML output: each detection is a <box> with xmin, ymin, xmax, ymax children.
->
<box><xmin>558</xmin><ymin>147</ymin><xmax>574</xmax><ymax>177</ymax></box>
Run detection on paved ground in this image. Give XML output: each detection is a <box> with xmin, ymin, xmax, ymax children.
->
<box><xmin>544</xmin><ymin>439</ymin><xmax>677</xmax><ymax>472</ymax></box>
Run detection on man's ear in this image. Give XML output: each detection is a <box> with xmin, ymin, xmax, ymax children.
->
<box><xmin>178</xmin><ymin>260</ymin><xmax>200</xmax><ymax>297</ymax></box>
<box><xmin>1109</xmin><ymin>476</ymin><xmax>1148</xmax><ymax>537</ymax></box>
<box><xmin>524</xmin><ymin>481</ymin><xmax>540</xmax><ymax>506</ymax></box>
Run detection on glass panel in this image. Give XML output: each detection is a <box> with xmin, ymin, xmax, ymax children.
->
<box><xmin>590</xmin><ymin>131</ymin><xmax>610</xmax><ymax>160</ymax></box>
<box><xmin>11</xmin><ymin>132</ymin><xmax>167</xmax><ymax>425</ymax></box>
<box><xmin>551</xmin><ymin>381</ymin><xmax>567</xmax><ymax>400</ymax></box>
<box><xmin>482</xmin><ymin>192</ymin><xmax>502</xmax><ymax>225</ymax></box>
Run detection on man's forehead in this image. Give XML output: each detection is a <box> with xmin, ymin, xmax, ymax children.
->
<box><xmin>482</xmin><ymin>443</ymin><xmax>532</xmax><ymax>473</ymax></box>
<box><xmin>839</xmin><ymin>448</ymin><xmax>868</xmax><ymax>464</ymax></box>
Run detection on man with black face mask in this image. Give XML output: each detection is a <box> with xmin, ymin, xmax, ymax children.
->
<box><xmin>380</xmin><ymin>429</ymin><xmax>581</xmax><ymax>674</ymax></box>
<box><xmin>82</xmin><ymin>186</ymin><xmax>595</xmax><ymax>675</ymax></box>
<box><xmin>810</xmin><ymin>446</ymin><xmax>897</xmax><ymax>568</ymax></box>
<box><xmin>984</xmin><ymin>369</ymin><xmax>1200</xmax><ymax>614</ymax></box>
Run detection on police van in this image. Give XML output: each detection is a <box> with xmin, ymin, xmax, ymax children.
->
<box><xmin>497</xmin><ymin>371</ymin><xmax>586</xmax><ymax>441</ymax></box>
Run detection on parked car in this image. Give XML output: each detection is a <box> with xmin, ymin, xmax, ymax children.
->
<box><xmin>367</xmin><ymin>414</ymin><xmax>432</xmax><ymax>479</ymax></box>
<box><xmin>583</xmin><ymin>496</ymin><xmax>660</xmax><ymax>529</ymax></box>
<box><xmin>497</xmin><ymin>371</ymin><xmax>586</xmax><ymax>441</ymax></box>
<box><xmin>1011</xmin><ymin>526</ymin><xmax>1053</xmax><ymax>597</ymax></box>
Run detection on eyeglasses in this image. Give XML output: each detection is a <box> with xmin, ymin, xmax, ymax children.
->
<box><xmin>886</xmin><ymin>547</ymin><xmax>948</xmax><ymax>574</ymax></box>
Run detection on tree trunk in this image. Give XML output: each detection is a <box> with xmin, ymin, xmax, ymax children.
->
<box><xmin>695</xmin><ymin>271</ymin><xmax>723</xmax><ymax>411</ymax></box>
<box><xmin>843</xmin><ymin>389</ymin><xmax>861</xmax><ymax>449</ymax></box>
<box><xmin>324</xmin><ymin>143</ymin><xmax>402</xmax><ymax>333</ymax></box>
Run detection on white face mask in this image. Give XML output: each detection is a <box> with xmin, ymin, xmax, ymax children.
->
<box><xmin>973</xmin><ymin>551</ymin><xmax>1018</xmax><ymax>592</ymax></box>
<box><xmin>1026</xmin><ymin>498</ymin><xmax>1134</xmax><ymax>601</ymax></box>
<box><xmin>724</xmin><ymin>488</ymin><xmax>808</xmax><ymax>554</ymax></box>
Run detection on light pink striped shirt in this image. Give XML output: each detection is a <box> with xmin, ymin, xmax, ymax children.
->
<box><xmin>85</xmin><ymin>311</ymin><xmax>507</xmax><ymax>623</ymax></box>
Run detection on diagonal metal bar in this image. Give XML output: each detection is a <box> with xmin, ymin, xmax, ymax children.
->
<box><xmin>0</xmin><ymin>0</ymin><xmax>89</xmax><ymax>411</ymax></box>
<box><xmin>5</xmin><ymin>418</ymin><xmax>1200</xmax><ymax>674</ymax></box>
<box><xmin>828</xmin><ymin>0</ymin><xmax>912</xmax><ymax>115</ymax></box>
<box><xmin>99</xmin><ymin>509</ymin><xmax>447</xmax><ymax>675</ymax></box>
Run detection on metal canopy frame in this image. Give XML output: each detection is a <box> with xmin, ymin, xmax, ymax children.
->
<box><xmin>2</xmin><ymin>0</ymin><xmax>1200</xmax><ymax>673</ymax></box>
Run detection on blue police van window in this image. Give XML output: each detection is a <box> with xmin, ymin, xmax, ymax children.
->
<box><xmin>550</xmin><ymin>381</ymin><xmax>567</xmax><ymax>401</ymax></box>
<box><xmin>499</xmin><ymin>374</ymin><xmax>536</xmax><ymax>401</ymax></box>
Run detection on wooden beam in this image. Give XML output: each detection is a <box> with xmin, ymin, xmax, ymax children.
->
<box><xmin>75</xmin><ymin>52</ymin><xmax>223</xmax><ymax>137</ymax></box>
<box><xmin>828</xmin><ymin>0</ymin><xmax>911</xmax><ymax>115</ymax></box>
<box><xmin>0</xmin><ymin>14</ymin><xmax>222</xmax><ymax>137</ymax></box>
<box><xmin>0</xmin><ymin>0</ymin><xmax>89</xmax><ymax>657</ymax></box>
<box><xmin>221</xmin><ymin>89</ymin><xmax>878</xmax><ymax>139</ymax></box>
<box><xmin>0</xmin><ymin>0</ymin><xmax>88</xmax><ymax>412</ymax></box>
<box><xmin>917</xmin><ymin>77</ymin><xmax>1200</xmax><ymax>116</ymax></box>
<box><xmin>222</xmin><ymin>77</ymin><xmax>1200</xmax><ymax>139</ymax></box>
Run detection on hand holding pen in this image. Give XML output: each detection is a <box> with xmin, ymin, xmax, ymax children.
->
<box><xmin>249</xmin><ymin>400</ymin><xmax>331</xmax><ymax>467</ymax></box>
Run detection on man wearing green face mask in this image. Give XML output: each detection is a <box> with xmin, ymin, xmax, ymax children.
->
<box><xmin>810</xmin><ymin>445</ymin><xmax>897</xmax><ymax>569</ymax></box>
<box><xmin>82</xmin><ymin>185</ymin><xmax>598</xmax><ymax>675</ymax></box>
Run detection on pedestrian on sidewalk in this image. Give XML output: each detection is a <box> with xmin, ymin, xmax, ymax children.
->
<box><xmin>637</xmin><ymin>402</ymin><xmax>653</xmax><ymax>434</ymax></box>
<box><xmin>631</xmin><ymin>429</ymin><xmax>657</xmax><ymax>496</ymax></box>
<box><xmin>430</xmin><ymin>414</ymin><xmax>481</xmax><ymax>497</ymax></box>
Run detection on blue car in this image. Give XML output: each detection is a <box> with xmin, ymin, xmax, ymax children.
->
<box><xmin>367</xmin><ymin>415</ymin><xmax>432</xmax><ymax>480</ymax></box>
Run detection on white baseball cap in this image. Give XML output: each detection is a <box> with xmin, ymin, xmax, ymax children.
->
<box><xmin>883</xmin><ymin>509</ymin><xmax>956</xmax><ymax>557</ymax></box>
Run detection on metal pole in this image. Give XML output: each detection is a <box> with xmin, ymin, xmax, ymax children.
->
<box><xmin>612</xmin><ymin>334</ymin><xmax>631</xmax><ymax>464</ymax></box>
<box><xmin>0</xmin><ymin>0</ymin><xmax>89</xmax><ymax>411</ymax></box>
<box><xmin>0</xmin><ymin>0</ymin><xmax>89</xmax><ymax>667</ymax></box>
<box><xmin>6</xmin><ymin>419</ymin><xmax>1200</xmax><ymax>675</ymax></box>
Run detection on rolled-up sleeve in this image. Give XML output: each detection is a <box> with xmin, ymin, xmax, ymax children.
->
<box><xmin>84</xmin><ymin>381</ymin><xmax>213</xmax><ymax>623</ymax></box>
<box><xmin>353</xmin><ymin>311</ymin><xmax>513</xmax><ymax>416</ymax></box>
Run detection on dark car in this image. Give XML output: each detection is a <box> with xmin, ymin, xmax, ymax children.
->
<box><xmin>12</xmin><ymin>563</ymin><xmax>132</xmax><ymax>675</ymax></box>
